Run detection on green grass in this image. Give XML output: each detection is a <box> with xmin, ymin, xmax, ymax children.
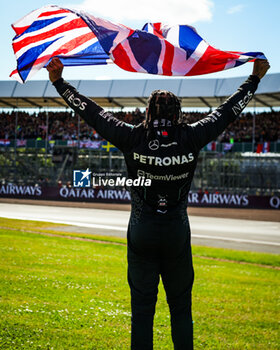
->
<box><xmin>0</xmin><ymin>217</ymin><xmax>127</xmax><ymax>245</ymax></box>
<box><xmin>0</xmin><ymin>218</ymin><xmax>279</xmax><ymax>349</ymax></box>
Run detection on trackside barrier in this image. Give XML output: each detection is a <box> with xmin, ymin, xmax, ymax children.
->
<box><xmin>0</xmin><ymin>140</ymin><xmax>280</xmax><ymax>153</ymax></box>
<box><xmin>0</xmin><ymin>184</ymin><xmax>279</xmax><ymax>209</ymax></box>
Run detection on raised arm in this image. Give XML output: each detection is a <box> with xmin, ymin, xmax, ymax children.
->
<box><xmin>47</xmin><ymin>58</ymin><xmax>136</xmax><ymax>152</ymax></box>
<box><xmin>187</xmin><ymin>59</ymin><xmax>270</xmax><ymax>151</ymax></box>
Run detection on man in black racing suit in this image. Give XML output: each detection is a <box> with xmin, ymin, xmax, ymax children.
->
<box><xmin>47</xmin><ymin>58</ymin><xmax>269</xmax><ymax>350</ymax></box>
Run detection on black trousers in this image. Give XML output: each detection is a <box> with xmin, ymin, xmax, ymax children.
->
<box><xmin>127</xmin><ymin>207</ymin><xmax>194</xmax><ymax>350</ymax></box>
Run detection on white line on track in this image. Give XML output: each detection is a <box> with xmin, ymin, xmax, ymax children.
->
<box><xmin>0</xmin><ymin>203</ymin><xmax>279</xmax><ymax>250</ymax></box>
<box><xmin>1</xmin><ymin>213</ymin><xmax>280</xmax><ymax>247</ymax></box>
<box><xmin>0</xmin><ymin>214</ymin><xmax>127</xmax><ymax>231</ymax></box>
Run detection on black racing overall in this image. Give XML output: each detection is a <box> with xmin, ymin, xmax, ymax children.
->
<box><xmin>53</xmin><ymin>75</ymin><xmax>260</xmax><ymax>349</ymax></box>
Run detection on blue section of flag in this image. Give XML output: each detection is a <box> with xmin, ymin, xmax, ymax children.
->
<box><xmin>49</xmin><ymin>41</ymin><xmax>110</xmax><ymax>67</ymax></box>
<box><xmin>178</xmin><ymin>25</ymin><xmax>202</xmax><ymax>59</ymax></box>
<box><xmin>141</xmin><ymin>23</ymin><xmax>149</xmax><ymax>32</ymax></box>
<box><xmin>242</xmin><ymin>51</ymin><xmax>266</xmax><ymax>59</ymax></box>
<box><xmin>18</xmin><ymin>38</ymin><xmax>61</xmax><ymax>81</ymax></box>
<box><xmin>234</xmin><ymin>61</ymin><xmax>244</xmax><ymax>67</ymax></box>
<box><xmin>56</xmin><ymin>55</ymin><xmax>109</xmax><ymax>66</ymax></box>
<box><xmin>76</xmin><ymin>12</ymin><xmax>118</xmax><ymax>53</ymax></box>
<box><xmin>128</xmin><ymin>30</ymin><xmax>161</xmax><ymax>74</ymax></box>
<box><xmin>20</xmin><ymin>17</ymin><xmax>66</xmax><ymax>37</ymax></box>
<box><xmin>77</xmin><ymin>40</ymin><xmax>108</xmax><ymax>57</ymax></box>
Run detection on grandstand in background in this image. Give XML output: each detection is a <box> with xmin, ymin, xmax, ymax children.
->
<box><xmin>0</xmin><ymin>74</ymin><xmax>279</xmax><ymax>205</ymax></box>
<box><xmin>1</xmin><ymin>73</ymin><xmax>280</xmax><ymax>108</ymax></box>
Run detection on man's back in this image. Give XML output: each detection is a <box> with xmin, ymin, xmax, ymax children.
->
<box><xmin>122</xmin><ymin>122</ymin><xmax>197</xmax><ymax>211</ymax></box>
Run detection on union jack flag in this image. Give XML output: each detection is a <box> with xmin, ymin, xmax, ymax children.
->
<box><xmin>256</xmin><ymin>142</ymin><xmax>270</xmax><ymax>153</ymax></box>
<box><xmin>10</xmin><ymin>5</ymin><xmax>266</xmax><ymax>83</ymax></box>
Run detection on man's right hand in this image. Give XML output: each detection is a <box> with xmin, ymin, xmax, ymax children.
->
<box><xmin>47</xmin><ymin>57</ymin><xmax>64</xmax><ymax>83</ymax></box>
<box><xmin>252</xmin><ymin>59</ymin><xmax>270</xmax><ymax>80</ymax></box>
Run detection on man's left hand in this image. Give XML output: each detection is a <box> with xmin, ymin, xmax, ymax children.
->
<box><xmin>47</xmin><ymin>57</ymin><xmax>64</xmax><ymax>83</ymax></box>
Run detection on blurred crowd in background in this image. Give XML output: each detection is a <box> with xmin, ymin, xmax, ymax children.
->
<box><xmin>0</xmin><ymin>109</ymin><xmax>279</xmax><ymax>143</ymax></box>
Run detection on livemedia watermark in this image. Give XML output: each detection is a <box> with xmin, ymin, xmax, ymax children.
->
<box><xmin>73</xmin><ymin>169</ymin><xmax>151</xmax><ymax>188</ymax></box>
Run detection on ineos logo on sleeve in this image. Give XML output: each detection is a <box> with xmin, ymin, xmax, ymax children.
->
<box><xmin>62</xmin><ymin>89</ymin><xmax>87</xmax><ymax>111</ymax></box>
<box><xmin>149</xmin><ymin>139</ymin><xmax>160</xmax><ymax>150</ymax></box>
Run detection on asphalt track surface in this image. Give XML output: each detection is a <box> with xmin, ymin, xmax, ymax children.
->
<box><xmin>0</xmin><ymin>203</ymin><xmax>279</xmax><ymax>254</ymax></box>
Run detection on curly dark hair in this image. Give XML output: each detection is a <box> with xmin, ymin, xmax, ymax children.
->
<box><xmin>144</xmin><ymin>90</ymin><xmax>183</xmax><ymax>129</ymax></box>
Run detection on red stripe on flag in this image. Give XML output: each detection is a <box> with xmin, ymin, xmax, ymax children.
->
<box><xmin>151</xmin><ymin>23</ymin><xmax>164</xmax><ymax>38</ymax></box>
<box><xmin>17</xmin><ymin>32</ymin><xmax>96</xmax><ymax>73</ymax></box>
<box><xmin>9</xmin><ymin>69</ymin><xmax>18</xmax><ymax>77</ymax></box>
<box><xmin>112</xmin><ymin>44</ymin><xmax>137</xmax><ymax>73</ymax></box>
<box><xmin>38</xmin><ymin>9</ymin><xmax>70</xmax><ymax>18</ymax></box>
<box><xmin>12</xmin><ymin>10</ymin><xmax>70</xmax><ymax>36</ymax></box>
<box><xmin>186</xmin><ymin>46</ymin><xmax>240</xmax><ymax>76</ymax></box>
<box><xmin>52</xmin><ymin>32</ymin><xmax>95</xmax><ymax>56</ymax></box>
<box><xmin>162</xmin><ymin>40</ymin><xmax>174</xmax><ymax>76</ymax></box>
<box><xmin>153</xmin><ymin>23</ymin><xmax>163</xmax><ymax>36</ymax></box>
<box><xmin>23</xmin><ymin>54</ymin><xmax>54</xmax><ymax>70</ymax></box>
<box><xmin>12</xmin><ymin>24</ymin><xmax>29</xmax><ymax>36</ymax></box>
<box><xmin>13</xmin><ymin>18</ymin><xmax>88</xmax><ymax>53</ymax></box>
